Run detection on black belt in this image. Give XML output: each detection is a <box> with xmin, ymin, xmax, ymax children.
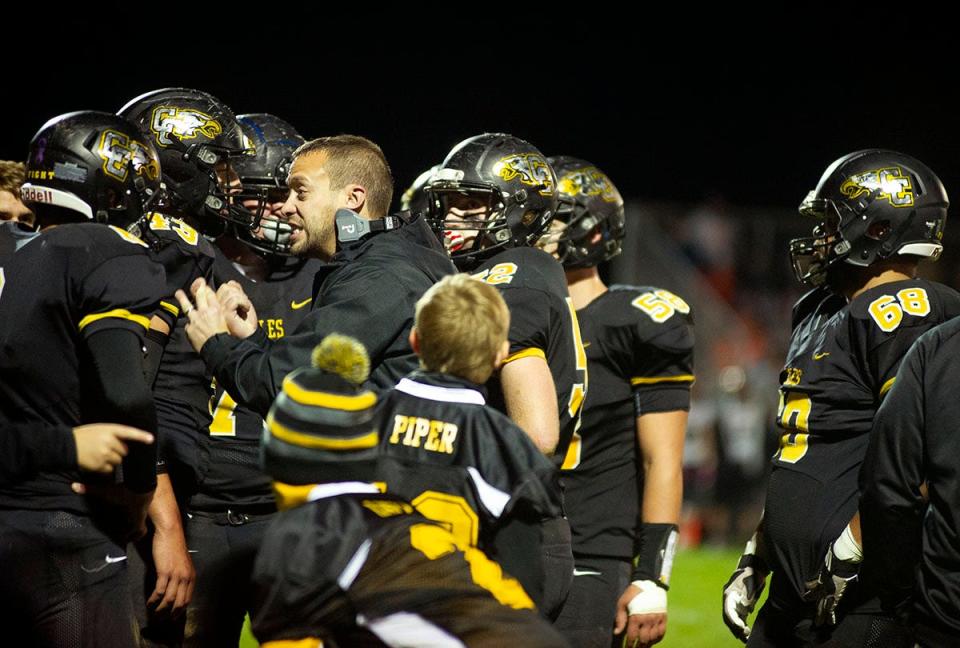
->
<box><xmin>188</xmin><ymin>506</ymin><xmax>276</xmax><ymax>526</ymax></box>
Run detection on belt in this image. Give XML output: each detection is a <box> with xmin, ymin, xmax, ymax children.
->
<box><xmin>187</xmin><ymin>506</ymin><xmax>276</xmax><ymax>526</ymax></box>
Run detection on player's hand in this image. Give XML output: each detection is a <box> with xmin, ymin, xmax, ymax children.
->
<box><xmin>216</xmin><ymin>280</ymin><xmax>258</xmax><ymax>339</ymax></box>
<box><xmin>175</xmin><ymin>278</ymin><xmax>228</xmax><ymax>352</ymax></box>
<box><xmin>802</xmin><ymin>542</ymin><xmax>859</xmax><ymax>626</ymax></box>
<box><xmin>722</xmin><ymin>538</ymin><xmax>767</xmax><ymax>643</ymax></box>
<box><xmin>72</xmin><ymin>482</ymin><xmax>154</xmax><ymax>542</ymax></box>
<box><xmin>72</xmin><ymin>424</ymin><xmax>154</xmax><ymax>474</ymax></box>
<box><xmin>147</xmin><ymin>524</ymin><xmax>195</xmax><ymax>615</ymax></box>
<box><xmin>614</xmin><ymin>580</ymin><xmax>668</xmax><ymax>647</ymax></box>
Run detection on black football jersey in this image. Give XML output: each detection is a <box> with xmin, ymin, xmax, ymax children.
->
<box><xmin>0</xmin><ymin>222</ymin><xmax>164</xmax><ymax>512</ymax></box>
<box><xmin>472</xmin><ymin>247</ymin><xmax>587</xmax><ymax>460</ymax></box>
<box><xmin>251</xmin><ymin>488</ymin><xmax>565</xmax><ymax>647</ymax></box>
<box><xmin>189</xmin><ymin>253</ymin><xmax>323</xmax><ymax>511</ymax></box>
<box><xmin>372</xmin><ymin>370</ymin><xmax>566</xmax><ymax>609</ymax></box>
<box><xmin>145</xmin><ymin>213</ymin><xmax>219</xmax><ymax>485</ymax></box>
<box><xmin>138</xmin><ymin>213</ymin><xmax>217</xmax><ymax>328</ymax></box>
<box><xmin>561</xmin><ymin>285</ymin><xmax>694</xmax><ymax>559</ymax></box>
<box><xmin>763</xmin><ymin>279</ymin><xmax>960</xmax><ymax>604</ymax></box>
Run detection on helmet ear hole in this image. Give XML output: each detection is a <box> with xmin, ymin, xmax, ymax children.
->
<box><xmin>866</xmin><ymin>220</ymin><xmax>891</xmax><ymax>240</ymax></box>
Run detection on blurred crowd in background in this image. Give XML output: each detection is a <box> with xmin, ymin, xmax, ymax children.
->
<box><xmin>614</xmin><ymin>198</ymin><xmax>960</xmax><ymax>548</ymax></box>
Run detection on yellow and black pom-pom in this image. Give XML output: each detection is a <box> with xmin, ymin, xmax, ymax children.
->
<box><xmin>310</xmin><ymin>334</ymin><xmax>370</xmax><ymax>385</ymax></box>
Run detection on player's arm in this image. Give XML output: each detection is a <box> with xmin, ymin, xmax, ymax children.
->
<box><xmin>0</xmin><ymin>422</ymin><xmax>75</xmax><ymax>486</ymax></box>
<box><xmin>85</xmin><ymin>328</ymin><xmax>158</xmax><ymax>493</ymax></box>
<box><xmin>614</xmin><ymin>410</ymin><xmax>686</xmax><ymax>647</ymax></box>
<box><xmin>500</xmin><ymin>355</ymin><xmax>560</xmax><ymax>454</ymax></box>
<box><xmin>0</xmin><ymin>423</ymin><xmax>155</xmax><ymax>487</ymax></box>
<box><xmin>145</xmin><ymin>473</ymin><xmax>195</xmax><ymax>614</ymax></box>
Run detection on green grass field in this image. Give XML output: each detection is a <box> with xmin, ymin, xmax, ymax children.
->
<box><xmin>239</xmin><ymin>545</ymin><xmax>762</xmax><ymax>647</ymax></box>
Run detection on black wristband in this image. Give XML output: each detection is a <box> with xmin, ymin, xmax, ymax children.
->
<box><xmin>632</xmin><ymin>522</ymin><xmax>679</xmax><ymax>589</ymax></box>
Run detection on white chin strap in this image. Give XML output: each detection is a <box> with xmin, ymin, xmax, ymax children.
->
<box><xmin>20</xmin><ymin>184</ymin><xmax>93</xmax><ymax>220</ymax></box>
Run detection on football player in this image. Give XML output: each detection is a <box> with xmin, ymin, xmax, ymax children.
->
<box><xmin>399</xmin><ymin>163</ymin><xmax>440</xmax><ymax>216</ymax></box>
<box><xmin>0</xmin><ymin>111</ymin><xmax>165</xmax><ymax>646</ymax></box>
<box><xmin>722</xmin><ymin>150</ymin><xmax>960</xmax><ymax>647</ymax></box>
<box><xmin>0</xmin><ymin>160</ymin><xmax>33</xmax><ymax>226</ymax></box>
<box><xmin>180</xmin><ymin>113</ymin><xmax>326</xmax><ymax>646</ymax></box>
<box><xmin>372</xmin><ymin>272</ymin><xmax>573</xmax><ymax>618</ymax></box>
<box><xmin>424</xmin><ymin>133</ymin><xmax>587</xmax><ymax>458</ymax></box>
<box><xmin>118</xmin><ymin>87</ymin><xmax>259</xmax><ymax>640</ymax></box>
<box><xmin>253</xmin><ymin>334</ymin><xmax>570</xmax><ymax>647</ymax></box>
<box><xmin>541</xmin><ymin>157</ymin><xmax>693</xmax><ymax>648</ymax></box>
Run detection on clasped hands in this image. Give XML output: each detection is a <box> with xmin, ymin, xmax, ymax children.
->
<box><xmin>175</xmin><ymin>278</ymin><xmax>259</xmax><ymax>352</ymax></box>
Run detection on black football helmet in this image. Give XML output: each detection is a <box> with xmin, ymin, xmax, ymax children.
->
<box><xmin>20</xmin><ymin>111</ymin><xmax>162</xmax><ymax>229</ymax></box>
<box><xmin>790</xmin><ymin>149</ymin><xmax>948</xmax><ymax>286</ymax></box>
<box><xmin>400</xmin><ymin>165</ymin><xmax>440</xmax><ymax>216</ymax></box>
<box><xmin>232</xmin><ymin>113</ymin><xmax>306</xmax><ymax>257</ymax></box>
<box><xmin>118</xmin><ymin>87</ymin><xmax>261</xmax><ymax>234</ymax></box>
<box><xmin>425</xmin><ymin>133</ymin><xmax>558</xmax><ymax>267</ymax></box>
<box><xmin>546</xmin><ymin>156</ymin><xmax>625</xmax><ymax>268</ymax></box>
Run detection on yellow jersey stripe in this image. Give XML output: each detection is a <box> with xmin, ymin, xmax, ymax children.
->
<box><xmin>261</xmin><ymin>638</ymin><xmax>324</xmax><ymax>648</ymax></box>
<box><xmin>160</xmin><ymin>301</ymin><xmax>180</xmax><ymax>317</ymax></box>
<box><xmin>503</xmin><ymin>347</ymin><xmax>546</xmax><ymax>364</ymax></box>
<box><xmin>282</xmin><ymin>376</ymin><xmax>376</xmax><ymax>411</ymax></box>
<box><xmin>271</xmin><ymin>482</ymin><xmax>319</xmax><ymax>511</ymax></box>
<box><xmin>78</xmin><ymin>309</ymin><xmax>151</xmax><ymax>332</ymax></box>
<box><xmin>267</xmin><ymin>414</ymin><xmax>378</xmax><ymax>450</ymax></box>
<box><xmin>879</xmin><ymin>377</ymin><xmax>896</xmax><ymax>398</ymax></box>
<box><xmin>630</xmin><ymin>374</ymin><xmax>696</xmax><ymax>386</ymax></box>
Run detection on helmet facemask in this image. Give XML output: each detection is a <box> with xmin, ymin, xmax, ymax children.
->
<box><xmin>789</xmin><ymin>195</ymin><xmax>848</xmax><ymax>286</ymax></box>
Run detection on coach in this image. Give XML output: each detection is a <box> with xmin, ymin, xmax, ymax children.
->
<box><xmin>177</xmin><ymin>135</ymin><xmax>454</xmax><ymax>414</ymax></box>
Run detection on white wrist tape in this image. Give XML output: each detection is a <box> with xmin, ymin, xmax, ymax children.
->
<box><xmin>627</xmin><ymin>579</ymin><xmax>668</xmax><ymax>615</ymax></box>
<box><xmin>832</xmin><ymin>524</ymin><xmax>863</xmax><ymax>563</ymax></box>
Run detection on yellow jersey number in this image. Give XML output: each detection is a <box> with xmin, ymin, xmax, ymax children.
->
<box><xmin>472</xmin><ymin>262</ymin><xmax>517</xmax><ymax>285</ymax></box>
<box><xmin>868</xmin><ymin>288</ymin><xmax>930</xmax><ymax>333</ymax></box>
<box><xmin>560</xmin><ymin>297</ymin><xmax>589</xmax><ymax>470</ymax></box>
<box><xmin>631</xmin><ymin>289</ymin><xmax>690</xmax><ymax>323</ymax></box>
<box><xmin>148</xmin><ymin>213</ymin><xmax>199</xmax><ymax>246</ymax></box>
<box><xmin>775</xmin><ymin>390</ymin><xmax>810</xmax><ymax>463</ymax></box>
<box><xmin>208</xmin><ymin>387</ymin><xmax>238</xmax><ymax>437</ymax></box>
<box><xmin>405</xmin><ymin>490</ymin><xmax>480</xmax><ymax>549</ymax></box>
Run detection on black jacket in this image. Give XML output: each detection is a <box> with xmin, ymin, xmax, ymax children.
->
<box><xmin>860</xmin><ymin>315</ymin><xmax>960</xmax><ymax>637</ymax></box>
<box><xmin>202</xmin><ymin>214</ymin><xmax>454</xmax><ymax>416</ymax></box>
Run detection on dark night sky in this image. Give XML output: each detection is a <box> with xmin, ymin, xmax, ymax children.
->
<box><xmin>5</xmin><ymin>11</ymin><xmax>957</xmax><ymax>212</ymax></box>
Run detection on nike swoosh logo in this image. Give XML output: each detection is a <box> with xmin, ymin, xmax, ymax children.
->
<box><xmin>291</xmin><ymin>298</ymin><xmax>312</xmax><ymax>310</ymax></box>
<box><xmin>81</xmin><ymin>554</ymin><xmax>127</xmax><ymax>573</ymax></box>
<box><xmin>573</xmin><ymin>569</ymin><xmax>603</xmax><ymax>577</ymax></box>
<box><xmin>582</xmin><ymin>342</ymin><xmax>591</xmax><ymax>349</ymax></box>
<box><xmin>813</xmin><ymin>352</ymin><xmax>830</xmax><ymax>360</ymax></box>
<box><xmin>188</xmin><ymin>550</ymin><xmax>199</xmax><ymax>554</ymax></box>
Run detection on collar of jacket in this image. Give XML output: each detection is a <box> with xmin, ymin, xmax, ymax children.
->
<box><xmin>402</xmin><ymin>370</ymin><xmax>488</xmax><ymax>401</ymax></box>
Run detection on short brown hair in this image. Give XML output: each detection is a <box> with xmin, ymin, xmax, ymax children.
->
<box><xmin>0</xmin><ymin>160</ymin><xmax>26</xmax><ymax>195</ymax></box>
<box><xmin>414</xmin><ymin>273</ymin><xmax>510</xmax><ymax>384</ymax></box>
<box><xmin>294</xmin><ymin>135</ymin><xmax>393</xmax><ymax>217</ymax></box>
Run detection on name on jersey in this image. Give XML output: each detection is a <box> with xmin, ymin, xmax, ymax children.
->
<box><xmin>388</xmin><ymin>415</ymin><xmax>458</xmax><ymax>454</ymax></box>
<box><xmin>259</xmin><ymin>318</ymin><xmax>285</xmax><ymax>339</ymax></box>
<box><xmin>783</xmin><ymin>367</ymin><xmax>802</xmax><ymax>386</ymax></box>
